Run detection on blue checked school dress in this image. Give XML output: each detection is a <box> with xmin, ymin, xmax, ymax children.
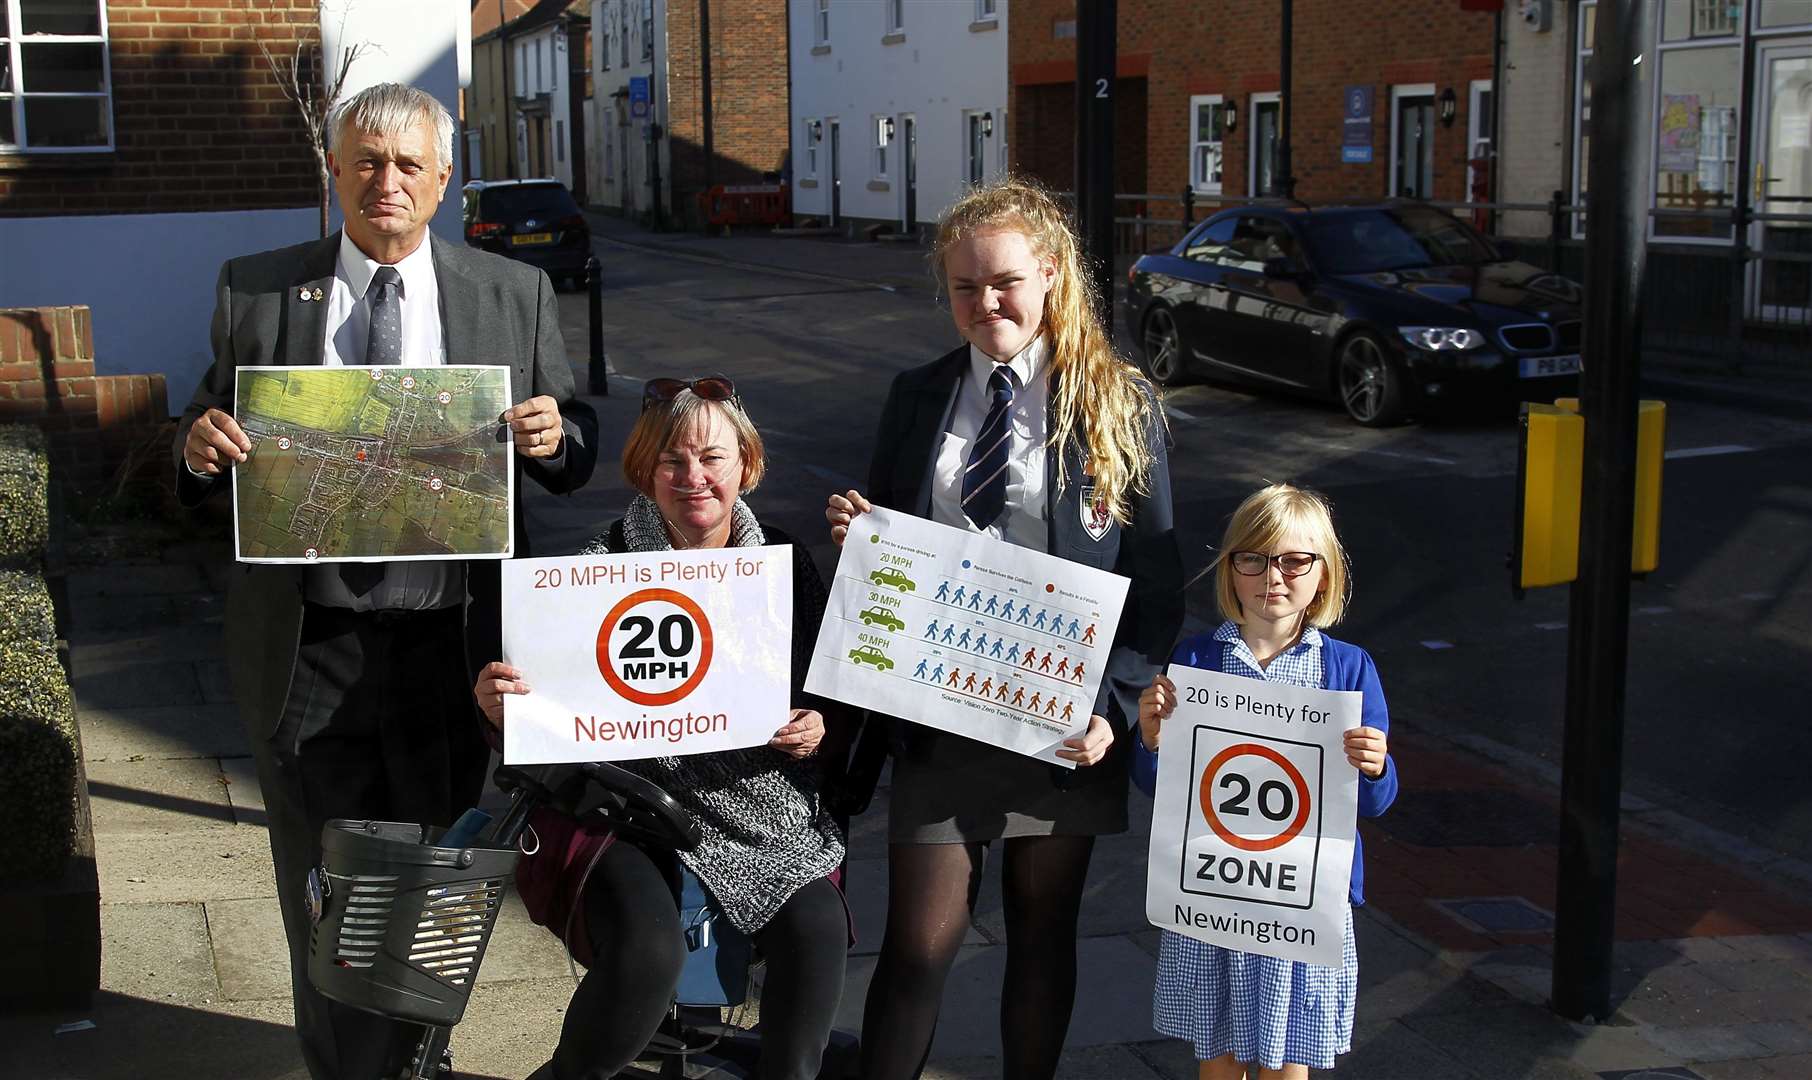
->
<box><xmin>1151</xmin><ymin>622</ymin><xmax>1359</xmax><ymax>1070</ymax></box>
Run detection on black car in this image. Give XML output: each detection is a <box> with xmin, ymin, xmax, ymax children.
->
<box><xmin>1123</xmin><ymin>201</ymin><xmax>1583</xmax><ymax>425</ymax></box>
<box><xmin>461</xmin><ymin>179</ymin><xmax>591</xmax><ymax>288</ymax></box>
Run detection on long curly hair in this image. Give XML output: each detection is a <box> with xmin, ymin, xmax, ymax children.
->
<box><xmin>932</xmin><ymin>177</ymin><xmax>1159</xmax><ymax>525</ymax></box>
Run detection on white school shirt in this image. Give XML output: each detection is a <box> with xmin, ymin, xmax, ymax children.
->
<box><xmin>929</xmin><ymin>335</ymin><xmax>1050</xmax><ymax>551</ymax></box>
<box><xmin>304</xmin><ymin>231</ymin><xmax>457</xmax><ymax>611</ymax></box>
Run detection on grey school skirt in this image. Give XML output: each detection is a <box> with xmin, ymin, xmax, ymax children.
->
<box><xmin>887</xmin><ymin>724</ymin><xmax>1130</xmax><ymax>843</ymax></box>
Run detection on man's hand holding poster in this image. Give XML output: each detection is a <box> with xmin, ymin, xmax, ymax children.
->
<box><xmin>500</xmin><ymin>547</ymin><xmax>793</xmax><ymax>764</ymax></box>
<box><xmin>804</xmin><ymin>507</ymin><xmax>1129</xmax><ymax>766</ymax></box>
<box><xmin>1145</xmin><ymin>666</ymin><xmax>1360</xmax><ymax>967</ymax></box>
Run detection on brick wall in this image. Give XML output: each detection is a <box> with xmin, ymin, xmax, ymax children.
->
<box><xmin>1009</xmin><ymin>0</ymin><xmax>1496</xmax><ymax>208</ymax></box>
<box><xmin>666</xmin><ymin>0</ymin><xmax>790</xmax><ymax>214</ymax></box>
<box><xmin>0</xmin><ymin>307</ymin><xmax>170</xmax><ymax>494</ymax></box>
<box><xmin>0</xmin><ymin>0</ymin><xmax>319</xmax><ymax>217</ymax></box>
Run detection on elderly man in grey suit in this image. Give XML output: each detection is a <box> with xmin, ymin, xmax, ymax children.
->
<box><xmin>173</xmin><ymin>83</ymin><xmax>598</xmax><ymax>1080</ymax></box>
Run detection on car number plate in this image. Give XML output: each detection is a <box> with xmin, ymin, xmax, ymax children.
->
<box><xmin>1519</xmin><ymin>353</ymin><xmax>1581</xmax><ymax>378</ymax></box>
<box><xmin>511</xmin><ymin>232</ymin><xmax>554</xmax><ymax>246</ymax></box>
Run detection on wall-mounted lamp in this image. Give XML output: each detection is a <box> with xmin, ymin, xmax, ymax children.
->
<box><xmin>1438</xmin><ymin>87</ymin><xmax>1457</xmax><ymax>128</ymax></box>
<box><xmin>809</xmin><ymin>119</ymin><xmax>823</xmax><ymax>140</ymax></box>
<box><xmin>981</xmin><ymin>111</ymin><xmax>994</xmax><ymax>138</ymax></box>
<box><xmin>1223</xmin><ymin>98</ymin><xmax>1238</xmax><ymax>133</ymax></box>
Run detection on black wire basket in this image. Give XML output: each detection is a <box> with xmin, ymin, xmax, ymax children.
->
<box><xmin>306</xmin><ymin>818</ymin><xmax>521</xmax><ymax>1027</ymax></box>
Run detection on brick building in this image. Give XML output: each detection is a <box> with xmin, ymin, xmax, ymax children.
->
<box><xmin>1</xmin><ymin>1</ymin><xmax>470</xmax><ymax>411</ymax></box>
<box><xmin>1008</xmin><ymin>1</ymin><xmax>1499</xmax><ymax>212</ymax></box>
<box><xmin>584</xmin><ymin>0</ymin><xmax>789</xmax><ymax>225</ymax></box>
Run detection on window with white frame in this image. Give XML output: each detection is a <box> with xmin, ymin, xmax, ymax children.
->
<box><xmin>814</xmin><ymin>0</ymin><xmax>830</xmax><ymax>46</ymax></box>
<box><xmin>873</xmin><ymin>115</ymin><xmax>891</xmax><ymax>179</ymax></box>
<box><xmin>1467</xmin><ymin>80</ymin><xmax>1493</xmax><ymax>201</ymax></box>
<box><xmin>804</xmin><ymin>119</ymin><xmax>820</xmax><ymax>176</ymax></box>
<box><xmin>599</xmin><ymin>11</ymin><xmax>611</xmax><ymax>71</ymax></box>
<box><xmin>642</xmin><ymin>0</ymin><xmax>653</xmax><ymax>59</ymax></box>
<box><xmin>1188</xmin><ymin>94</ymin><xmax>1225</xmax><ymax>193</ymax></box>
<box><xmin>976</xmin><ymin>0</ymin><xmax>999</xmax><ymax>20</ymax></box>
<box><xmin>885</xmin><ymin>0</ymin><xmax>903</xmax><ymax>35</ymax></box>
<box><xmin>516</xmin><ymin>41</ymin><xmax>528</xmax><ymax>96</ymax></box>
<box><xmin>0</xmin><ymin>0</ymin><xmax>113</xmax><ymax>152</ymax></box>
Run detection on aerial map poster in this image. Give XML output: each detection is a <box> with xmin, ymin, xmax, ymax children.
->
<box><xmin>231</xmin><ymin>365</ymin><xmax>515</xmax><ymax>563</ymax></box>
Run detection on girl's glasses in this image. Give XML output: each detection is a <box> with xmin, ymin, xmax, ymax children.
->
<box><xmin>641</xmin><ymin>376</ymin><xmax>738</xmax><ymax>412</ymax></box>
<box><xmin>1229</xmin><ymin>551</ymin><xmax>1321</xmax><ymax>578</ymax></box>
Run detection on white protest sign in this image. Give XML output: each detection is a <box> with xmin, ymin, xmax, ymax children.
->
<box><xmin>1145</xmin><ymin>666</ymin><xmax>1360</xmax><ymax>967</ymax></box>
<box><xmin>501</xmin><ymin>546</ymin><xmax>793</xmax><ymax>764</ymax></box>
<box><xmin>804</xmin><ymin>508</ymin><xmax>1129</xmax><ymax>766</ymax></box>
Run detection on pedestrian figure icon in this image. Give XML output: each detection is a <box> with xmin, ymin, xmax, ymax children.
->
<box><xmin>973</xmin><ymin>633</ymin><xmax>989</xmax><ymax>654</ymax></box>
<box><xmin>1002</xmin><ymin>600</ymin><xmax>1017</xmax><ymax>620</ymax></box>
<box><xmin>915</xmin><ymin>659</ymin><xmax>929</xmax><ymax>678</ymax></box>
<box><xmin>1060</xmin><ymin>701</ymin><xmax>1074</xmax><ymax>721</ymax></box>
<box><xmin>1006</xmin><ymin>643</ymin><xmax>1021</xmax><ymax>663</ymax></box>
<box><xmin>957</xmin><ymin>629</ymin><xmax>973</xmax><ymax>649</ymax></box>
<box><xmin>979</xmin><ymin>677</ymin><xmax>994</xmax><ymax>696</ymax></box>
<box><xmin>1044</xmin><ymin>697</ymin><xmax>1059</xmax><ymax>716</ymax></box>
<box><xmin>942</xmin><ymin>626</ymin><xmax>956</xmax><ymax>644</ymax></box>
<box><xmin>964</xmin><ymin>672</ymin><xmax>978</xmax><ymax>692</ymax></box>
<box><xmin>1039</xmin><ymin>653</ymin><xmax>1054</xmax><ymax>673</ymax></box>
<box><xmin>1055</xmin><ymin>658</ymin><xmax>1070</xmax><ymax>678</ymax></box>
<box><xmin>985</xmin><ymin>596</ymin><xmax>999</xmax><ymax>616</ymax></box>
<box><xmin>968</xmin><ymin>591</ymin><xmax>983</xmax><ymax>610</ymax></box>
<box><xmin>1018</xmin><ymin>606</ymin><xmax>1031</xmax><ymax>625</ymax></box>
<box><xmin>1028</xmin><ymin>692</ymin><xmax>1042</xmax><ymax>712</ymax></box>
<box><xmin>1033</xmin><ymin>610</ymin><xmax>1048</xmax><ymax>630</ymax></box>
<box><xmin>1083</xmin><ymin>623</ymin><xmax>1097</xmax><ymax>645</ymax></box>
<box><xmin>1072</xmin><ymin>660</ymin><xmax>1085</xmax><ymax>682</ymax></box>
<box><xmin>952</xmin><ymin>586</ymin><xmax>967</xmax><ymax>605</ymax></box>
<box><xmin>1022</xmin><ymin>648</ymin><xmax>1038</xmax><ymax>668</ymax></box>
<box><xmin>931</xmin><ymin>663</ymin><xmax>945</xmax><ymax>682</ymax></box>
<box><xmin>996</xmin><ymin>681</ymin><xmax>1011</xmax><ymax>701</ymax></box>
<box><xmin>936</xmin><ymin>581</ymin><xmax>951</xmax><ymax>601</ymax></box>
<box><xmin>947</xmin><ymin>668</ymin><xmax>962</xmax><ymax>687</ymax></box>
<box><xmin>1012</xmin><ymin>687</ymin><xmax>1026</xmax><ymax>707</ymax></box>
<box><xmin>925</xmin><ymin>619</ymin><xmax>941</xmax><ymax>639</ymax></box>
<box><xmin>991</xmin><ymin>639</ymin><xmax>1006</xmax><ymax>659</ymax></box>
<box><xmin>1067</xmin><ymin>617</ymin><xmax>1082</xmax><ymax>639</ymax></box>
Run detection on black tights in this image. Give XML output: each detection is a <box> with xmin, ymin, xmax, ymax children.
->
<box><xmin>859</xmin><ymin>835</ymin><xmax>1097</xmax><ymax>1080</ymax></box>
<box><xmin>549</xmin><ymin>840</ymin><xmax>848</xmax><ymax>1080</ymax></box>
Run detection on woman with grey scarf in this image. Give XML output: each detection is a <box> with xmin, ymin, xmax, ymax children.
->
<box><xmin>474</xmin><ymin>377</ymin><xmax>849</xmax><ymax>1080</ymax></box>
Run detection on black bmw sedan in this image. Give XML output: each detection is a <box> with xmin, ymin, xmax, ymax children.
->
<box><xmin>1123</xmin><ymin>201</ymin><xmax>1583</xmax><ymax>426</ymax></box>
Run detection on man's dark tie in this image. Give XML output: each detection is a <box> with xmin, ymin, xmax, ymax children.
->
<box><xmin>343</xmin><ymin>266</ymin><xmax>404</xmax><ymax>597</ymax></box>
<box><xmin>961</xmin><ymin>365</ymin><xmax>1017</xmax><ymax>530</ymax></box>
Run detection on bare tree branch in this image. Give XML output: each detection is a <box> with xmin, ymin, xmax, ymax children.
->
<box><xmin>255</xmin><ymin>24</ymin><xmax>370</xmax><ymax>238</ymax></box>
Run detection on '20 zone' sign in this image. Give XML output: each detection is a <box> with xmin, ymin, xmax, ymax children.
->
<box><xmin>1180</xmin><ymin>726</ymin><xmax>1324</xmax><ymax>910</ymax></box>
<box><xmin>596</xmin><ymin>588</ymin><xmax>714</xmax><ymax>706</ymax></box>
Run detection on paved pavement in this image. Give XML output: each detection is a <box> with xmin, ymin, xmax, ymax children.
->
<box><xmin>6</xmin><ymin>220</ymin><xmax>1811</xmax><ymax>1080</ymax></box>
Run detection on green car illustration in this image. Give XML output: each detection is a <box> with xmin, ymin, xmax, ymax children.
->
<box><xmin>848</xmin><ymin>645</ymin><xmax>893</xmax><ymax>671</ymax></box>
<box><xmin>869</xmin><ymin>566</ymin><xmax>916</xmax><ymax>592</ymax></box>
<box><xmin>858</xmin><ymin>606</ymin><xmax>907</xmax><ymax>632</ymax></box>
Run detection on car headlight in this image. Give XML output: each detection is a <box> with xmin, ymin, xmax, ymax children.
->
<box><xmin>1400</xmin><ymin>326</ymin><xmax>1485</xmax><ymax>351</ymax></box>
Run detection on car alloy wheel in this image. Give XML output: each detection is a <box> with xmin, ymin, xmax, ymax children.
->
<box><xmin>1336</xmin><ymin>331</ymin><xmax>1406</xmax><ymax>427</ymax></box>
<box><xmin>1142</xmin><ymin>308</ymin><xmax>1184</xmax><ymax>386</ymax></box>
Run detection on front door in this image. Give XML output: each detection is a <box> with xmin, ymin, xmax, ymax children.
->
<box><xmin>1750</xmin><ymin>38</ymin><xmax>1812</xmax><ymax>324</ymax></box>
<box><xmin>1251</xmin><ymin>94</ymin><xmax>1280</xmax><ymax>197</ymax></box>
<box><xmin>1394</xmin><ymin>93</ymin><xmax>1435</xmax><ymax>198</ymax></box>
<box><xmin>829</xmin><ymin>119</ymin><xmax>842</xmax><ymax>226</ymax></box>
<box><xmin>902</xmin><ymin>115</ymin><xmax>918</xmax><ymax>233</ymax></box>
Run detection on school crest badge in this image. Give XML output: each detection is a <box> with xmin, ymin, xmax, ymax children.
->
<box><xmin>1080</xmin><ymin>485</ymin><xmax>1111</xmax><ymax>542</ymax></box>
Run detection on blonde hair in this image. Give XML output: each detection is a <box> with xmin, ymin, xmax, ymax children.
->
<box><xmin>932</xmin><ymin>177</ymin><xmax>1158</xmax><ymax>525</ymax></box>
<box><xmin>621</xmin><ymin>392</ymin><xmax>766</xmax><ymax>496</ymax></box>
<box><xmin>1214</xmin><ymin>484</ymin><xmax>1351</xmax><ymax>629</ymax></box>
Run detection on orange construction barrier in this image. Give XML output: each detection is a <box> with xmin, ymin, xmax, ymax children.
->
<box><xmin>696</xmin><ymin>184</ymin><xmax>792</xmax><ymax>228</ymax></box>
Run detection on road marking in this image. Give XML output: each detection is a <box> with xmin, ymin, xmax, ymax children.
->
<box><xmin>1421</xmin><ymin>639</ymin><xmax>1455</xmax><ymax>650</ymax></box>
<box><xmin>1664</xmin><ymin>444</ymin><xmax>1755</xmax><ymax>460</ymax></box>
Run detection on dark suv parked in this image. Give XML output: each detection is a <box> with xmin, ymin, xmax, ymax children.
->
<box><xmin>461</xmin><ymin>179</ymin><xmax>591</xmax><ymax>288</ymax></box>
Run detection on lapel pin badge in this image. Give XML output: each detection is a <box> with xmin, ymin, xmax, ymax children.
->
<box><xmin>311</xmin><ymin>287</ymin><xmax>324</xmax><ymax>302</ymax></box>
<box><xmin>297</xmin><ymin>287</ymin><xmax>311</xmax><ymax>301</ymax></box>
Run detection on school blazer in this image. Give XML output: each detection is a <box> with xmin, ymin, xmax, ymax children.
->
<box><xmin>865</xmin><ymin>345</ymin><xmax>1186</xmax><ymax>780</ymax></box>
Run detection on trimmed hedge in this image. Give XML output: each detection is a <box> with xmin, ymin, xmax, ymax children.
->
<box><xmin>0</xmin><ymin>425</ymin><xmax>50</xmax><ymax>565</ymax></box>
<box><xmin>0</xmin><ymin>636</ymin><xmax>79</xmax><ymax>884</ymax></box>
<box><xmin>0</xmin><ymin>569</ymin><xmax>56</xmax><ymax>654</ymax></box>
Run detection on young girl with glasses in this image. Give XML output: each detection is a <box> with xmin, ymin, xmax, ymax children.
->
<box><xmin>1131</xmin><ymin>483</ymin><xmax>1397</xmax><ymax>1080</ymax></box>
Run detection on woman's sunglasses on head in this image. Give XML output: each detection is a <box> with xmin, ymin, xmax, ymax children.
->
<box><xmin>641</xmin><ymin>376</ymin><xmax>738</xmax><ymax>412</ymax></box>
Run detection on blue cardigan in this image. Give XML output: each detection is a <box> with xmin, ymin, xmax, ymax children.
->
<box><xmin>1130</xmin><ymin>631</ymin><xmax>1399</xmax><ymax>906</ymax></box>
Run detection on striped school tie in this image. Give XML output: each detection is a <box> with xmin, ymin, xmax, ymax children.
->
<box><xmin>961</xmin><ymin>364</ymin><xmax>1018</xmax><ymax>530</ymax></box>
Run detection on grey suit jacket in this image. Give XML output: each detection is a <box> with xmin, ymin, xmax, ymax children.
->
<box><xmin>172</xmin><ymin>231</ymin><xmax>599</xmax><ymax>739</ymax></box>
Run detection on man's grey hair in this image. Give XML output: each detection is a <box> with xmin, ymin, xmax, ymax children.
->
<box><xmin>329</xmin><ymin>82</ymin><xmax>455</xmax><ymax>168</ymax></box>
